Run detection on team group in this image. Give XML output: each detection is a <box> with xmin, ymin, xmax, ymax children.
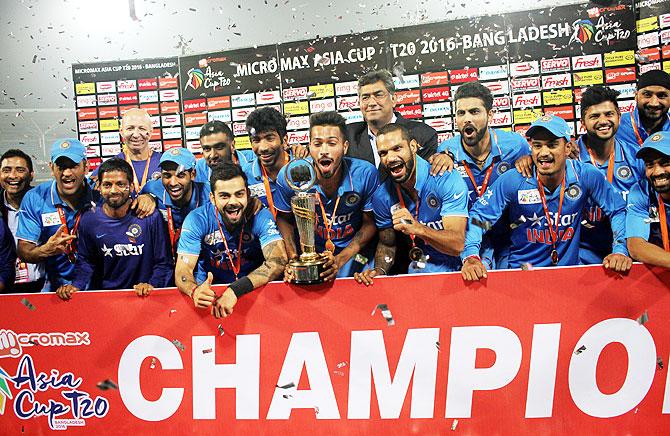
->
<box><xmin>0</xmin><ymin>68</ymin><xmax>668</xmax><ymax>317</ymax></box>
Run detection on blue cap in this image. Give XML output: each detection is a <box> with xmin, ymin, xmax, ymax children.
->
<box><xmin>636</xmin><ymin>131</ymin><xmax>670</xmax><ymax>160</ymax></box>
<box><xmin>160</xmin><ymin>147</ymin><xmax>196</xmax><ymax>170</ymax></box>
<box><xmin>50</xmin><ymin>138</ymin><xmax>87</xmax><ymax>163</ymax></box>
<box><xmin>526</xmin><ymin>114</ymin><xmax>571</xmax><ymax>142</ymax></box>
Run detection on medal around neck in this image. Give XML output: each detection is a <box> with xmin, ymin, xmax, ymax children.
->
<box><xmin>285</xmin><ymin>159</ymin><xmax>329</xmax><ymax>285</ymax></box>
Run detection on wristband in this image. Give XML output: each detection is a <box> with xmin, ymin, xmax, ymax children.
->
<box><xmin>464</xmin><ymin>254</ymin><xmax>481</xmax><ymax>263</ymax></box>
<box><xmin>228</xmin><ymin>276</ymin><xmax>254</xmax><ymax>298</ymax></box>
<box><xmin>189</xmin><ymin>284</ymin><xmax>197</xmax><ymax>299</ymax></box>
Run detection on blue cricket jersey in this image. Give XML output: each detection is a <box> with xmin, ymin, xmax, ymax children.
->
<box><xmin>439</xmin><ymin>128</ymin><xmax>530</xmax><ymax>268</ymax></box>
<box><xmin>372</xmin><ymin>156</ymin><xmax>469</xmax><ymax>273</ymax></box>
<box><xmin>463</xmin><ymin>159</ymin><xmax>628</xmax><ymax>268</ymax></box>
<box><xmin>626</xmin><ymin>178</ymin><xmax>670</xmax><ymax>248</ymax></box>
<box><xmin>177</xmin><ymin>203</ymin><xmax>283</xmax><ymax>284</ymax></box>
<box><xmin>73</xmin><ymin>207</ymin><xmax>172</xmax><ymax>290</ymax></box>
<box><xmin>16</xmin><ymin>180</ymin><xmax>98</xmax><ymax>291</ymax></box>
<box><xmin>242</xmin><ymin>157</ymin><xmax>281</xmax><ymax>211</ymax></box>
<box><xmin>576</xmin><ymin>136</ymin><xmax>644</xmax><ymax>263</ymax></box>
<box><xmin>617</xmin><ymin>106</ymin><xmax>670</xmax><ymax>146</ymax></box>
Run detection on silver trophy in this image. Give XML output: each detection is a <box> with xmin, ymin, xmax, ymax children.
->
<box><xmin>285</xmin><ymin>159</ymin><xmax>328</xmax><ymax>284</ymax></box>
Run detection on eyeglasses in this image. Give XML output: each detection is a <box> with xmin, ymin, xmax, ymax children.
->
<box><xmin>360</xmin><ymin>91</ymin><xmax>390</xmax><ymax>104</ymax></box>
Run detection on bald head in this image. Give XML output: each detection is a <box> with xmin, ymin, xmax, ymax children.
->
<box><xmin>121</xmin><ymin>108</ymin><xmax>153</xmax><ymax>154</ymax></box>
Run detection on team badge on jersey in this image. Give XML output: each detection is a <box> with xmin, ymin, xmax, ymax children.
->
<box><xmin>497</xmin><ymin>161</ymin><xmax>511</xmax><ymax>175</ymax></box>
<box><xmin>426</xmin><ymin>194</ymin><xmax>439</xmax><ymax>209</ymax></box>
<box><xmin>566</xmin><ymin>185</ymin><xmax>582</xmax><ymax>200</ymax></box>
<box><xmin>126</xmin><ymin>223</ymin><xmax>142</xmax><ymax>242</ymax></box>
<box><xmin>151</xmin><ymin>171</ymin><xmax>161</xmax><ymax>180</ymax></box>
<box><xmin>345</xmin><ymin>192</ymin><xmax>360</xmax><ymax>206</ymax></box>
<box><xmin>616</xmin><ymin>165</ymin><xmax>632</xmax><ymax>180</ymax></box>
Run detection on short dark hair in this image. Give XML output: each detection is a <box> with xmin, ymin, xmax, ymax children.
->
<box><xmin>309</xmin><ymin>111</ymin><xmax>347</xmax><ymax>140</ymax></box>
<box><xmin>453</xmin><ymin>81</ymin><xmax>493</xmax><ymax>112</ymax></box>
<box><xmin>246</xmin><ymin>107</ymin><xmax>287</xmax><ymax>139</ymax></box>
<box><xmin>580</xmin><ymin>85</ymin><xmax>621</xmax><ymax>118</ymax></box>
<box><xmin>199</xmin><ymin>121</ymin><xmax>233</xmax><ymax>141</ymax></box>
<box><xmin>358</xmin><ymin>69</ymin><xmax>395</xmax><ymax>95</ymax></box>
<box><xmin>0</xmin><ymin>149</ymin><xmax>33</xmax><ymax>173</ymax></box>
<box><xmin>210</xmin><ymin>162</ymin><xmax>247</xmax><ymax>192</ymax></box>
<box><xmin>377</xmin><ymin>123</ymin><xmax>411</xmax><ymax>143</ymax></box>
<box><xmin>98</xmin><ymin>158</ymin><xmax>133</xmax><ymax>184</ymax></box>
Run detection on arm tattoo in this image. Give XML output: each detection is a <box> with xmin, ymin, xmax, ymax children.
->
<box><xmin>248</xmin><ymin>240</ymin><xmax>288</xmax><ymax>285</ymax></box>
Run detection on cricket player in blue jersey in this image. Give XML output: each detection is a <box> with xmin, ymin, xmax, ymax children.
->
<box><xmin>275</xmin><ymin>111</ymin><xmax>380</xmax><ymax>281</ymax></box>
<box><xmin>576</xmin><ymin>85</ymin><xmax>645</xmax><ymax>264</ymax></box>
<box><xmin>176</xmin><ymin>162</ymin><xmax>287</xmax><ymax>318</ymax></box>
<box><xmin>626</xmin><ymin>131</ymin><xmax>670</xmax><ymax>269</ymax></box>
<box><xmin>354</xmin><ymin>124</ymin><xmax>468</xmax><ymax>285</ymax></box>
<box><xmin>438</xmin><ymin>81</ymin><xmax>530</xmax><ymax>268</ymax></box>
<box><xmin>141</xmin><ymin>147</ymin><xmax>211</xmax><ymax>260</ymax></box>
<box><xmin>56</xmin><ymin>158</ymin><xmax>173</xmax><ymax>299</ymax></box>
<box><xmin>461</xmin><ymin>115</ymin><xmax>632</xmax><ymax>281</ymax></box>
<box><xmin>243</xmin><ymin>107</ymin><xmax>308</xmax><ymax>217</ymax></box>
<box><xmin>617</xmin><ymin>70</ymin><xmax>670</xmax><ymax>146</ymax></box>
<box><xmin>195</xmin><ymin>121</ymin><xmax>254</xmax><ymax>184</ymax></box>
<box><xmin>16</xmin><ymin>139</ymin><xmax>99</xmax><ymax>291</ymax></box>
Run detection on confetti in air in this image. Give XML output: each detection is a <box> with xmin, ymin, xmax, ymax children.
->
<box><xmin>372</xmin><ymin>304</ymin><xmax>395</xmax><ymax>326</ymax></box>
<box><xmin>574</xmin><ymin>345</ymin><xmax>586</xmax><ymax>355</ymax></box>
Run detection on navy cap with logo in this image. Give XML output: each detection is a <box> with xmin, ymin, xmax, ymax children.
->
<box><xmin>50</xmin><ymin>138</ymin><xmax>87</xmax><ymax>164</ymax></box>
<box><xmin>526</xmin><ymin>114</ymin><xmax>571</xmax><ymax>142</ymax></box>
<box><xmin>159</xmin><ymin>147</ymin><xmax>196</xmax><ymax>171</ymax></box>
<box><xmin>636</xmin><ymin>131</ymin><xmax>670</xmax><ymax>161</ymax></box>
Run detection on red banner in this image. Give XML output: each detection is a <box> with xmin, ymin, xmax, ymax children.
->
<box><xmin>0</xmin><ymin>264</ymin><xmax>669</xmax><ymax>434</ymax></box>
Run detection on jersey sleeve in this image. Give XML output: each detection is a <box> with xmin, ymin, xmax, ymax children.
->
<box><xmin>15</xmin><ymin>189</ymin><xmax>43</xmax><ymax>244</ymax></box>
<box><xmin>371</xmin><ymin>184</ymin><xmax>393</xmax><ymax>229</ymax></box>
<box><xmin>439</xmin><ymin>171</ymin><xmax>469</xmax><ymax>217</ymax></box>
<box><xmin>177</xmin><ymin>209</ymin><xmax>206</xmax><ymax>256</ymax></box>
<box><xmin>583</xmin><ymin>164</ymin><xmax>628</xmax><ymax>255</ymax></box>
<box><xmin>253</xmin><ymin>208</ymin><xmax>283</xmax><ymax>248</ymax></box>
<box><xmin>272</xmin><ymin>168</ymin><xmax>295</xmax><ymax>213</ymax></box>
<box><xmin>148</xmin><ymin>211</ymin><xmax>174</xmax><ymax>287</ymax></box>
<box><xmin>71</xmin><ymin>212</ymin><xmax>96</xmax><ymax>290</ymax></box>
<box><xmin>462</xmin><ymin>170</ymin><xmax>517</xmax><ymax>260</ymax></box>
<box><xmin>509</xmin><ymin>132</ymin><xmax>531</xmax><ymax>159</ymax></box>
<box><xmin>625</xmin><ymin>182</ymin><xmax>651</xmax><ymax>241</ymax></box>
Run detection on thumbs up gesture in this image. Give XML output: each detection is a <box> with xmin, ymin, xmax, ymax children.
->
<box><xmin>192</xmin><ymin>272</ymin><xmax>216</xmax><ymax>309</ymax></box>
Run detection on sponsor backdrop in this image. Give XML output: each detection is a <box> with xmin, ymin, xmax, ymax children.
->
<box><xmin>71</xmin><ymin>58</ymin><xmax>182</xmax><ymax>171</ymax></box>
<box><xmin>636</xmin><ymin>0</ymin><xmax>670</xmax><ymax>76</ymax></box>
<box><xmin>73</xmin><ymin>1</ymin><xmax>668</xmax><ymax>159</ymax></box>
<box><xmin>0</xmin><ymin>265</ymin><xmax>668</xmax><ymax>433</ymax></box>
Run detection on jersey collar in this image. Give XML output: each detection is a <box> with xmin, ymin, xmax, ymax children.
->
<box><xmin>577</xmin><ymin>135</ymin><xmax>626</xmax><ymax>163</ymax></box>
<box><xmin>49</xmin><ymin>180</ymin><xmax>93</xmax><ymax>210</ymax></box>
<box><xmin>456</xmin><ymin>128</ymin><xmax>502</xmax><ymax>168</ymax></box>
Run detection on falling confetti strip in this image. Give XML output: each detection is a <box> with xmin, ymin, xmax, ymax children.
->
<box><xmin>574</xmin><ymin>345</ymin><xmax>586</xmax><ymax>355</ymax></box>
<box><xmin>372</xmin><ymin>304</ymin><xmax>395</xmax><ymax>326</ymax></box>
<box><xmin>96</xmin><ymin>379</ymin><xmax>118</xmax><ymax>391</ymax></box>
<box><xmin>20</xmin><ymin>298</ymin><xmax>35</xmax><ymax>311</ymax></box>
<box><xmin>277</xmin><ymin>382</ymin><xmax>295</xmax><ymax>389</ymax></box>
<box><xmin>637</xmin><ymin>311</ymin><xmax>649</xmax><ymax>325</ymax></box>
<box><xmin>218</xmin><ymin>324</ymin><xmax>225</xmax><ymax>336</ymax></box>
<box><xmin>451</xmin><ymin>419</ymin><xmax>459</xmax><ymax>431</ymax></box>
<box><xmin>172</xmin><ymin>339</ymin><xmax>185</xmax><ymax>351</ymax></box>
<box><xmin>150</xmin><ymin>358</ymin><xmax>156</xmax><ymax>369</ymax></box>
<box><xmin>202</xmin><ymin>348</ymin><xmax>213</xmax><ymax>354</ymax></box>
<box><xmin>657</xmin><ymin>357</ymin><xmax>664</xmax><ymax>370</ymax></box>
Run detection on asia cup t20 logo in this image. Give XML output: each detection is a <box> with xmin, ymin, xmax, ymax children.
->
<box><xmin>0</xmin><ymin>328</ymin><xmax>105</xmax><ymax>430</ymax></box>
<box><xmin>569</xmin><ymin>14</ymin><xmax>630</xmax><ymax>45</ymax></box>
<box><xmin>185</xmin><ymin>68</ymin><xmax>204</xmax><ymax>90</ymax></box>
<box><xmin>571</xmin><ymin>19</ymin><xmax>595</xmax><ymax>43</ymax></box>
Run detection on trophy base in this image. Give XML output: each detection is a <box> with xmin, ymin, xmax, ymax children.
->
<box><xmin>289</xmin><ymin>256</ymin><xmax>329</xmax><ymax>285</ymax></box>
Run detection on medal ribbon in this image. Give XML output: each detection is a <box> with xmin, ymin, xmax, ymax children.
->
<box><xmin>213</xmin><ymin>206</ymin><xmax>244</xmax><ymax>280</ymax></box>
<box><xmin>317</xmin><ymin>193</ymin><xmax>341</xmax><ymax>251</ymax></box>
<box><xmin>56</xmin><ymin>206</ymin><xmax>81</xmax><ymax>263</ymax></box>
<box><xmin>461</xmin><ymin>130</ymin><xmax>499</xmax><ymax>197</ymax></box>
<box><xmin>165</xmin><ymin>186</ymin><xmax>200</xmax><ymax>259</ymax></box>
<box><xmin>629</xmin><ymin>114</ymin><xmax>644</xmax><ymax>146</ymax></box>
<box><xmin>395</xmin><ymin>184</ymin><xmax>420</xmax><ymax>248</ymax></box>
<box><xmin>536</xmin><ymin>173</ymin><xmax>566</xmax><ymax>263</ymax></box>
<box><xmin>586</xmin><ymin>143</ymin><xmax>616</xmax><ymax>220</ymax></box>
<box><xmin>658</xmin><ymin>195</ymin><xmax>670</xmax><ymax>252</ymax></box>
<box><xmin>123</xmin><ymin>146</ymin><xmax>153</xmax><ymax>193</ymax></box>
<box><xmin>259</xmin><ymin>153</ymin><xmax>287</xmax><ymax>219</ymax></box>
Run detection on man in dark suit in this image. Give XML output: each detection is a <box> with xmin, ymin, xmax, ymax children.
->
<box><xmin>346</xmin><ymin>69</ymin><xmax>450</xmax><ymax>173</ymax></box>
